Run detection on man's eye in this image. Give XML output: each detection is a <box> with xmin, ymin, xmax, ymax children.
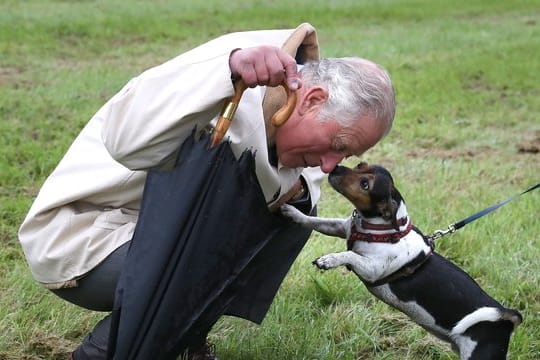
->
<box><xmin>360</xmin><ymin>178</ymin><xmax>370</xmax><ymax>190</ymax></box>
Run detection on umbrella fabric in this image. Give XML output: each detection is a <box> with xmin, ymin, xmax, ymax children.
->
<box><xmin>107</xmin><ymin>129</ymin><xmax>292</xmax><ymax>359</ymax></box>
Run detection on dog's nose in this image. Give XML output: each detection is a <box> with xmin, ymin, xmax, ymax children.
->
<box><xmin>330</xmin><ymin>165</ymin><xmax>346</xmax><ymax>176</ymax></box>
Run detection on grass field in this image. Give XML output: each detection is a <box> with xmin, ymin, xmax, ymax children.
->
<box><xmin>1</xmin><ymin>0</ymin><xmax>539</xmax><ymax>359</ymax></box>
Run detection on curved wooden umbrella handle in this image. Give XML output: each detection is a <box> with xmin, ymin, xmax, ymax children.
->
<box><xmin>210</xmin><ymin>79</ymin><xmax>297</xmax><ymax>147</ymax></box>
<box><xmin>270</xmin><ymin>82</ymin><xmax>297</xmax><ymax>127</ymax></box>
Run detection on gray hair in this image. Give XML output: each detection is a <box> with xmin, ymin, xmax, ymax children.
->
<box><xmin>300</xmin><ymin>57</ymin><xmax>395</xmax><ymax>133</ymax></box>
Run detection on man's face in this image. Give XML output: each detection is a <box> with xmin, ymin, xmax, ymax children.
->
<box><xmin>275</xmin><ymin>112</ymin><xmax>386</xmax><ymax>173</ymax></box>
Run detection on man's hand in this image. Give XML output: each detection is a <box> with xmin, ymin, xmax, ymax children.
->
<box><xmin>229</xmin><ymin>46</ymin><xmax>301</xmax><ymax>90</ymax></box>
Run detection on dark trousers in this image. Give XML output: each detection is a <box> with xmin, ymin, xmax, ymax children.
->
<box><xmin>52</xmin><ymin>218</ymin><xmax>313</xmax><ymax>359</ymax></box>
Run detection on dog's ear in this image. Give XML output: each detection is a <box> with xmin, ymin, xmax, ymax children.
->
<box><xmin>377</xmin><ymin>197</ymin><xmax>400</xmax><ymax>230</ymax></box>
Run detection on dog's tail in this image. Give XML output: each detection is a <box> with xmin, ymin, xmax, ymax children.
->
<box><xmin>451</xmin><ymin>307</ymin><xmax>523</xmax><ymax>335</ymax></box>
<box><xmin>500</xmin><ymin>308</ymin><xmax>523</xmax><ymax>329</ymax></box>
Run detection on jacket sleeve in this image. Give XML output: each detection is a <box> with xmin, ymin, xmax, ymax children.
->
<box><xmin>100</xmin><ymin>35</ymin><xmax>259</xmax><ymax>170</ymax></box>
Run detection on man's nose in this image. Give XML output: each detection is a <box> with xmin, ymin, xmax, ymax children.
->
<box><xmin>320</xmin><ymin>153</ymin><xmax>345</xmax><ymax>173</ymax></box>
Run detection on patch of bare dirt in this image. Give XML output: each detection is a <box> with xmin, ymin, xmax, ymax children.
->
<box><xmin>0</xmin><ymin>66</ymin><xmax>32</xmax><ymax>88</ymax></box>
<box><xmin>406</xmin><ymin>148</ymin><xmax>486</xmax><ymax>160</ymax></box>
<box><xmin>23</xmin><ymin>332</ymin><xmax>75</xmax><ymax>360</ymax></box>
<box><xmin>518</xmin><ymin>131</ymin><xmax>540</xmax><ymax>154</ymax></box>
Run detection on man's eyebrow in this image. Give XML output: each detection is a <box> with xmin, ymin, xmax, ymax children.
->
<box><xmin>332</xmin><ymin>137</ymin><xmax>344</xmax><ymax>151</ymax></box>
<box><xmin>334</xmin><ymin>133</ymin><xmax>361</xmax><ymax>155</ymax></box>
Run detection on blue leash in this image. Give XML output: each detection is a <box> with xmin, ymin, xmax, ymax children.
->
<box><xmin>428</xmin><ymin>182</ymin><xmax>540</xmax><ymax>243</ymax></box>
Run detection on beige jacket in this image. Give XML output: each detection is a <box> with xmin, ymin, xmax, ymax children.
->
<box><xmin>19</xmin><ymin>23</ymin><xmax>325</xmax><ymax>289</ymax></box>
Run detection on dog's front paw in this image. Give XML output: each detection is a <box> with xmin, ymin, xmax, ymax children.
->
<box><xmin>280</xmin><ymin>203</ymin><xmax>305</xmax><ymax>223</ymax></box>
<box><xmin>313</xmin><ymin>254</ymin><xmax>340</xmax><ymax>270</ymax></box>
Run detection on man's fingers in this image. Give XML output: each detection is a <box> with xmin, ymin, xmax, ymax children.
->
<box><xmin>240</xmin><ymin>64</ymin><xmax>258</xmax><ymax>88</ymax></box>
<box><xmin>264</xmin><ymin>51</ymin><xmax>288</xmax><ymax>87</ymax></box>
<box><xmin>253</xmin><ymin>54</ymin><xmax>271</xmax><ymax>86</ymax></box>
<box><xmin>278</xmin><ymin>51</ymin><xmax>301</xmax><ymax>91</ymax></box>
<box><xmin>229</xmin><ymin>46</ymin><xmax>301</xmax><ymax>90</ymax></box>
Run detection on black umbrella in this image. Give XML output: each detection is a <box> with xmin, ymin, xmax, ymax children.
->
<box><xmin>107</xmin><ymin>82</ymin><xmax>300</xmax><ymax>359</ymax></box>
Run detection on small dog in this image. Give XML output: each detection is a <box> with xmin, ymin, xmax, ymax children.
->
<box><xmin>281</xmin><ymin>162</ymin><xmax>522</xmax><ymax>360</ymax></box>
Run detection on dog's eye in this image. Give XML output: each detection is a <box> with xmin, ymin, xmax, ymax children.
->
<box><xmin>356</xmin><ymin>162</ymin><xmax>367</xmax><ymax>169</ymax></box>
<box><xmin>360</xmin><ymin>178</ymin><xmax>370</xmax><ymax>190</ymax></box>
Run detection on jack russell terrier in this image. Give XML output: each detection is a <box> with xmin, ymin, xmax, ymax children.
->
<box><xmin>281</xmin><ymin>162</ymin><xmax>522</xmax><ymax>360</ymax></box>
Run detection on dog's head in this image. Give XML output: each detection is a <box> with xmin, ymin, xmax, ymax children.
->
<box><xmin>328</xmin><ymin>162</ymin><xmax>404</xmax><ymax>229</ymax></box>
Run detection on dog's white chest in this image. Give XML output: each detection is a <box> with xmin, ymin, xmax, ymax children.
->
<box><xmin>348</xmin><ymin>230</ymin><xmax>431</xmax><ymax>283</ymax></box>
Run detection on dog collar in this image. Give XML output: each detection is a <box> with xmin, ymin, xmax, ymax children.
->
<box><xmin>347</xmin><ymin>212</ymin><xmax>413</xmax><ymax>250</ymax></box>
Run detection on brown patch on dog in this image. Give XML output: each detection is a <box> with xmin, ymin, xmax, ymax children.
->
<box><xmin>337</xmin><ymin>174</ymin><xmax>375</xmax><ymax>212</ymax></box>
<box><xmin>329</xmin><ymin>163</ymin><xmax>402</xmax><ymax>228</ymax></box>
<box><xmin>376</xmin><ymin>198</ymin><xmax>400</xmax><ymax>229</ymax></box>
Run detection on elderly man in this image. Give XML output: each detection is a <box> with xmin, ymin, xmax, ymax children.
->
<box><xmin>19</xmin><ymin>23</ymin><xmax>395</xmax><ymax>359</ymax></box>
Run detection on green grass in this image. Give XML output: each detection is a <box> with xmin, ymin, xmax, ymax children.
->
<box><xmin>1</xmin><ymin>0</ymin><xmax>539</xmax><ymax>359</ymax></box>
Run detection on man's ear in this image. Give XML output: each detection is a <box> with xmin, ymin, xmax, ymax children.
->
<box><xmin>377</xmin><ymin>197</ymin><xmax>400</xmax><ymax>230</ymax></box>
<box><xmin>298</xmin><ymin>86</ymin><xmax>328</xmax><ymax>116</ymax></box>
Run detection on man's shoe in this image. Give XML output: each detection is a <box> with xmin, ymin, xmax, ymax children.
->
<box><xmin>188</xmin><ymin>342</ymin><xmax>218</xmax><ymax>360</ymax></box>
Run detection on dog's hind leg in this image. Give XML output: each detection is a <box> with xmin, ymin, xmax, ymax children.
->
<box><xmin>460</xmin><ymin>320</ymin><xmax>515</xmax><ymax>360</ymax></box>
<box><xmin>451</xmin><ymin>307</ymin><xmax>521</xmax><ymax>360</ymax></box>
